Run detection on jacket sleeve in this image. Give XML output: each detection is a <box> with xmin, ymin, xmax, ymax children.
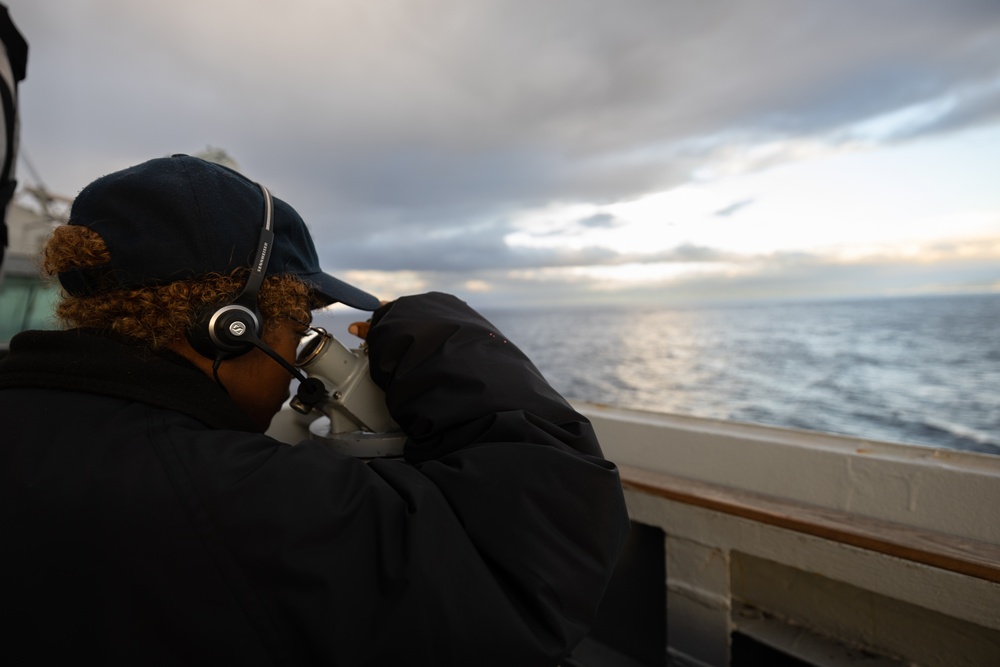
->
<box><xmin>363</xmin><ymin>292</ymin><xmax>630</xmax><ymax>662</ymax></box>
<box><xmin>177</xmin><ymin>292</ymin><xmax>629</xmax><ymax>666</ymax></box>
<box><xmin>368</xmin><ymin>292</ymin><xmax>606</xmax><ymax>464</ymax></box>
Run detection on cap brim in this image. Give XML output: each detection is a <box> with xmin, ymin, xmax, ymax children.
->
<box><xmin>302</xmin><ymin>271</ymin><xmax>381</xmax><ymax>311</ymax></box>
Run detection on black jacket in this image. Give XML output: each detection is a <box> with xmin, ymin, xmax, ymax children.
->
<box><xmin>0</xmin><ymin>292</ymin><xmax>629</xmax><ymax>666</ymax></box>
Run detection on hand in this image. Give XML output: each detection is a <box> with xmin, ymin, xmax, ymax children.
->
<box><xmin>348</xmin><ymin>320</ymin><xmax>371</xmax><ymax>340</ymax></box>
<box><xmin>348</xmin><ymin>301</ymin><xmax>392</xmax><ymax>340</ymax></box>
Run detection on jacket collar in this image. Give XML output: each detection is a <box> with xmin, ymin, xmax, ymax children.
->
<box><xmin>0</xmin><ymin>329</ymin><xmax>264</xmax><ymax>432</ymax></box>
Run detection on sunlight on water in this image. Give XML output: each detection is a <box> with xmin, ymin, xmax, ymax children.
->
<box><xmin>484</xmin><ymin>294</ymin><xmax>1000</xmax><ymax>455</ymax></box>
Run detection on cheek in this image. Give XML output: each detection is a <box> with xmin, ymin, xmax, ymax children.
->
<box><xmin>278</xmin><ymin>336</ymin><xmax>299</xmax><ymax>364</ymax></box>
<box><xmin>256</xmin><ymin>363</ymin><xmax>293</xmax><ymax>415</ymax></box>
<box><xmin>272</xmin><ymin>328</ymin><xmax>301</xmax><ymax>364</ymax></box>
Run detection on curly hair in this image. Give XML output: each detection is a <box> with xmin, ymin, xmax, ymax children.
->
<box><xmin>42</xmin><ymin>225</ymin><xmax>319</xmax><ymax>349</ymax></box>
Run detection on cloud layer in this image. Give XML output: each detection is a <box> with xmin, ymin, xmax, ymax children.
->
<box><xmin>9</xmin><ymin>0</ymin><xmax>1000</xmax><ymax>305</ymax></box>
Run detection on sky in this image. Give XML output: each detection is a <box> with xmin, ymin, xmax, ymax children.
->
<box><xmin>7</xmin><ymin>0</ymin><xmax>1000</xmax><ymax>310</ymax></box>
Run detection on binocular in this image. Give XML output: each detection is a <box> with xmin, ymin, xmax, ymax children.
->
<box><xmin>290</xmin><ymin>326</ymin><xmax>404</xmax><ymax>458</ymax></box>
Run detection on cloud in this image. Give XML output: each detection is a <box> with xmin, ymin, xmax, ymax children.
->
<box><xmin>15</xmin><ymin>1</ymin><xmax>1000</xmax><ymax>198</ymax></box>
<box><xmin>325</xmin><ymin>219</ymin><xmax>736</xmax><ymax>273</ymax></box>
<box><xmin>334</xmin><ymin>232</ymin><xmax>1000</xmax><ymax>309</ymax></box>
<box><xmin>450</xmin><ymin>245</ymin><xmax>1000</xmax><ymax>309</ymax></box>
<box><xmin>713</xmin><ymin>198</ymin><xmax>755</xmax><ymax>217</ymax></box>
<box><xmin>577</xmin><ymin>213</ymin><xmax>623</xmax><ymax>229</ymax></box>
<box><xmin>7</xmin><ymin>0</ymin><xmax>1000</xmax><ymax>305</ymax></box>
<box><xmin>885</xmin><ymin>81</ymin><xmax>1000</xmax><ymax>141</ymax></box>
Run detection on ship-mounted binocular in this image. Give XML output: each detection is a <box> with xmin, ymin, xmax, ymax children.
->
<box><xmin>290</xmin><ymin>325</ymin><xmax>404</xmax><ymax>458</ymax></box>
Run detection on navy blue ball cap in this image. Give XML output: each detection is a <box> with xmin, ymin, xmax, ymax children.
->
<box><xmin>60</xmin><ymin>154</ymin><xmax>380</xmax><ymax>311</ymax></box>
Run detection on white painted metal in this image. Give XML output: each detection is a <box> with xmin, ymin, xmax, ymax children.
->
<box><xmin>579</xmin><ymin>403</ymin><xmax>1000</xmax><ymax>543</ymax></box>
<box><xmin>577</xmin><ymin>402</ymin><xmax>1000</xmax><ymax>666</ymax></box>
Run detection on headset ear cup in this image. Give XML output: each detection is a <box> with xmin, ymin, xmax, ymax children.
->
<box><xmin>186</xmin><ymin>304</ymin><xmax>261</xmax><ymax>360</ymax></box>
<box><xmin>187</xmin><ymin>304</ymin><xmax>224</xmax><ymax>360</ymax></box>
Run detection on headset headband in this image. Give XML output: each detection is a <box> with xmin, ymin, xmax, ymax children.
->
<box><xmin>234</xmin><ymin>183</ymin><xmax>274</xmax><ymax>310</ymax></box>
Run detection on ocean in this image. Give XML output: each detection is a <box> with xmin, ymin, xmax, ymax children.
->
<box><xmin>319</xmin><ymin>292</ymin><xmax>1000</xmax><ymax>456</ymax></box>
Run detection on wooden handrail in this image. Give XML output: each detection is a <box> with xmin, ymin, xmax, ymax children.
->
<box><xmin>619</xmin><ymin>464</ymin><xmax>1000</xmax><ymax>585</ymax></box>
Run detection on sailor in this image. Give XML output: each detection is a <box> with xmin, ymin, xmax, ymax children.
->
<box><xmin>0</xmin><ymin>155</ymin><xmax>629</xmax><ymax>665</ymax></box>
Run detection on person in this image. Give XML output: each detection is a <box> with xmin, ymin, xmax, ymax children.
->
<box><xmin>0</xmin><ymin>155</ymin><xmax>630</xmax><ymax>665</ymax></box>
<box><xmin>0</xmin><ymin>2</ymin><xmax>27</xmax><ymax>270</ymax></box>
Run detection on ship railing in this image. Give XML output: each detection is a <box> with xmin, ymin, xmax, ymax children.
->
<box><xmin>572</xmin><ymin>402</ymin><xmax>1000</xmax><ymax>667</ymax></box>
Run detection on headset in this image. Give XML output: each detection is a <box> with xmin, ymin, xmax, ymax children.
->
<box><xmin>186</xmin><ymin>183</ymin><xmax>328</xmax><ymax>410</ymax></box>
